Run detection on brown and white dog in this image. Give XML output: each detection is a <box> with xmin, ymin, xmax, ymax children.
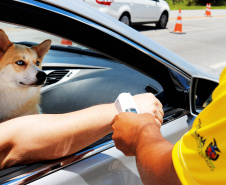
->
<box><xmin>0</xmin><ymin>29</ymin><xmax>51</xmax><ymax>123</ymax></box>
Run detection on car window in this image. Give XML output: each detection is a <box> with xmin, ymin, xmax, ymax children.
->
<box><xmin>0</xmin><ymin>19</ymin><xmax>191</xmax><ymax>125</ymax></box>
<box><xmin>0</xmin><ymin>22</ymin><xmax>87</xmax><ymax>49</ymax></box>
<box><xmin>0</xmin><ymin>21</ymin><xmax>164</xmax><ymax>116</ymax></box>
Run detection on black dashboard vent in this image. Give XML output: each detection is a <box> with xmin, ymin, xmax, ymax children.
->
<box><xmin>144</xmin><ymin>85</ymin><xmax>159</xmax><ymax>94</ymax></box>
<box><xmin>45</xmin><ymin>70</ymin><xmax>69</xmax><ymax>86</ymax></box>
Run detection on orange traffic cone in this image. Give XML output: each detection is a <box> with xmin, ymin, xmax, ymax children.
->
<box><xmin>205</xmin><ymin>3</ymin><xmax>208</xmax><ymax>15</ymax></box>
<box><xmin>61</xmin><ymin>39</ymin><xmax>72</xmax><ymax>45</ymax></box>
<box><xmin>207</xmin><ymin>3</ymin><xmax>212</xmax><ymax>16</ymax></box>
<box><xmin>171</xmin><ymin>9</ymin><xmax>185</xmax><ymax>34</ymax></box>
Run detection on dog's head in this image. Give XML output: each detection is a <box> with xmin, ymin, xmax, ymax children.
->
<box><xmin>0</xmin><ymin>29</ymin><xmax>51</xmax><ymax>88</ymax></box>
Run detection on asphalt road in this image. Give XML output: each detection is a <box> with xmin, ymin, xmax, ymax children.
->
<box><xmin>133</xmin><ymin>9</ymin><xmax>226</xmax><ymax>73</ymax></box>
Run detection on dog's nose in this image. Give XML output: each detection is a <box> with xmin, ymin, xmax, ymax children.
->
<box><xmin>36</xmin><ymin>71</ymin><xmax>47</xmax><ymax>85</ymax></box>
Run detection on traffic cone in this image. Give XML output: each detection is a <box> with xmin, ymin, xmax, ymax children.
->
<box><xmin>208</xmin><ymin>3</ymin><xmax>212</xmax><ymax>16</ymax></box>
<box><xmin>171</xmin><ymin>9</ymin><xmax>185</xmax><ymax>34</ymax></box>
<box><xmin>204</xmin><ymin>3</ymin><xmax>208</xmax><ymax>15</ymax></box>
<box><xmin>61</xmin><ymin>39</ymin><xmax>72</xmax><ymax>45</ymax></box>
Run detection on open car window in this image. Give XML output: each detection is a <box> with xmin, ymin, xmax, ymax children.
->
<box><xmin>0</xmin><ymin>16</ymin><xmax>191</xmax><ymax>132</ymax></box>
<box><xmin>0</xmin><ymin>21</ymin><xmax>164</xmax><ymax>113</ymax></box>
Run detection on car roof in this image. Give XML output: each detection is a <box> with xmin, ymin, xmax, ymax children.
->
<box><xmin>42</xmin><ymin>0</ymin><xmax>218</xmax><ymax>80</ymax></box>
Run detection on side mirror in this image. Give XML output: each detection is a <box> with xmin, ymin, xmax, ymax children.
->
<box><xmin>190</xmin><ymin>76</ymin><xmax>218</xmax><ymax>116</ymax></box>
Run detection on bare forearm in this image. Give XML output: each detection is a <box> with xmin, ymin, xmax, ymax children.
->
<box><xmin>135</xmin><ymin>124</ymin><xmax>181</xmax><ymax>185</ymax></box>
<box><xmin>0</xmin><ymin>103</ymin><xmax>117</xmax><ymax>169</ymax></box>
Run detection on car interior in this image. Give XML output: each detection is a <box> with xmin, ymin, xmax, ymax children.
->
<box><xmin>0</xmin><ymin>40</ymin><xmax>190</xmax><ymax>184</ymax></box>
<box><xmin>0</xmin><ymin>36</ymin><xmax>190</xmax><ymax>182</ymax></box>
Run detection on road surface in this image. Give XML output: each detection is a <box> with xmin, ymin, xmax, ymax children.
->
<box><xmin>135</xmin><ymin>9</ymin><xmax>226</xmax><ymax>73</ymax></box>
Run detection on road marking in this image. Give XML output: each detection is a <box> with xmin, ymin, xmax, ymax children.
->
<box><xmin>183</xmin><ymin>25</ymin><xmax>226</xmax><ymax>32</ymax></box>
<box><xmin>169</xmin><ymin>15</ymin><xmax>226</xmax><ymax>21</ymax></box>
<box><xmin>210</xmin><ymin>61</ymin><xmax>226</xmax><ymax>69</ymax></box>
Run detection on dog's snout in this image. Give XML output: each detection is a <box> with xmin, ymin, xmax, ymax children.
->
<box><xmin>36</xmin><ymin>71</ymin><xmax>47</xmax><ymax>85</ymax></box>
<box><xmin>37</xmin><ymin>71</ymin><xmax>46</xmax><ymax>81</ymax></box>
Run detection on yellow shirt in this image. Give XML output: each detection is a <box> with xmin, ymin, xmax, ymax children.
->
<box><xmin>172</xmin><ymin>68</ymin><xmax>226</xmax><ymax>185</ymax></box>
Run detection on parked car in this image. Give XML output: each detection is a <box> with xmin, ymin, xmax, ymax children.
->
<box><xmin>0</xmin><ymin>0</ymin><xmax>219</xmax><ymax>184</ymax></box>
<box><xmin>81</xmin><ymin>0</ymin><xmax>170</xmax><ymax>28</ymax></box>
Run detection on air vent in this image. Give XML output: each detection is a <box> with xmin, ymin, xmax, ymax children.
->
<box><xmin>45</xmin><ymin>70</ymin><xmax>69</xmax><ymax>86</ymax></box>
<box><xmin>144</xmin><ymin>85</ymin><xmax>159</xmax><ymax>94</ymax></box>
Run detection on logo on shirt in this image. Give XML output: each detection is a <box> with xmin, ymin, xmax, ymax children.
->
<box><xmin>205</xmin><ymin>139</ymin><xmax>221</xmax><ymax>161</ymax></box>
<box><xmin>192</xmin><ymin>119</ymin><xmax>221</xmax><ymax>171</ymax></box>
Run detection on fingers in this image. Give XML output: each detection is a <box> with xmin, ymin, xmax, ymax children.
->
<box><xmin>111</xmin><ymin>112</ymin><xmax>156</xmax><ymax>156</ymax></box>
<box><xmin>158</xmin><ymin>104</ymin><xmax>164</xmax><ymax>116</ymax></box>
<box><xmin>136</xmin><ymin>92</ymin><xmax>163</xmax><ymax>114</ymax></box>
<box><xmin>155</xmin><ymin>118</ymin><xmax>162</xmax><ymax>128</ymax></box>
<box><xmin>111</xmin><ymin>112</ymin><xmax>160</xmax><ymax>156</ymax></box>
<box><xmin>150</xmin><ymin>98</ymin><xmax>164</xmax><ymax>127</ymax></box>
<box><xmin>154</xmin><ymin>110</ymin><xmax>163</xmax><ymax>124</ymax></box>
<box><xmin>154</xmin><ymin>97</ymin><xmax>164</xmax><ymax>115</ymax></box>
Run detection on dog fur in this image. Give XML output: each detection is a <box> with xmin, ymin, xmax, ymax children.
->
<box><xmin>0</xmin><ymin>29</ymin><xmax>51</xmax><ymax>123</ymax></box>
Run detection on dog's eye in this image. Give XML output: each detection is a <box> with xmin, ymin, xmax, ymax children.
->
<box><xmin>15</xmin><ymin>60</ymin><xmax>25</xmax><ymax>66</ymax></box>
<box><xmin>36</xmin><ymin>61</ymin><xmax>40</xmax><ymax>66</ymax></box>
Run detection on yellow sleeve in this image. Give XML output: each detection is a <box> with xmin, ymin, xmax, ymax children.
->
<box><xmin>172</xmin><ymin>68</ymin><xmax>226</xmax><ymax>185</ymax></box>
<box><xmin>172</xmin><ymin>138</ymin><xmax>196</xmax><ymax>185</ymax></box>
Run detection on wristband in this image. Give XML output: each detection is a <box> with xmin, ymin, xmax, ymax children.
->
<box><xmin>114</xmin><ymin>93</ymin><xmax>139</xmax><ymax>113</ymax></box>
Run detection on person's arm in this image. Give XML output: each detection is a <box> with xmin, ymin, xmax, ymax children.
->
<box><xmin>0</xmin><ymin>93</ymin><xmax>161</xmax><ymax>169</ymax></box>
<box><xmin>111</xmin><ymin>113</ymin><xmax>181</xmax><ymax>185</ymax></box>
<box><xmin>0</xmin><ymin>103</ymin><xmax>117</xmax><ymax>169</ymax></box>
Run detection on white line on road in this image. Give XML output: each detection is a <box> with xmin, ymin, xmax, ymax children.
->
<box><xmin>169</xmin><ymin>15</ymin><xmax>226</xmax><ymax>21</ymax></box>
<box><xmin>210</xmin><ymin>61</ymin><xmax>226</xmax><ymax>69</ymax></box>
<box><xmin>183</xmin><ymin>26</ymin><xmax>226</xmax><ymax>32</ymax></box>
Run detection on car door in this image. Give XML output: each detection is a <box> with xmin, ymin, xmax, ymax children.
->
<box><xmin>130</xmin><ymin>0</ymin><xmax>146</xmax><ymax>22</ymax></box>
<box><xmin>143</xmin><ymin>0</ymin><xmax>161</xmax><ymax>21</ymax></box>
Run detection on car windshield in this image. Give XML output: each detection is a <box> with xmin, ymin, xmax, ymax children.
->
<box><xmin>0</xmin><ymin>22</ymin><xmax>88</xmax><ymax>50</ymax></box>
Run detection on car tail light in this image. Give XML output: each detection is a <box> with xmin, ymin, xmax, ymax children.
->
<box><xmin>96</xmin><ymin>0</ymin><xmax>114</xmax><ymax>6</ymax></box>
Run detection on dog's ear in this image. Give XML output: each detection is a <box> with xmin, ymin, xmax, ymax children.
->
<box><xmin>32</xmin><ymin>39</ymin><xmax>51</xmax><ymax>59</ymax></box>
<box><xmin>0</xmin><ymin>29</ymin><xmax>13</xmax><ymax>57</ymax></box>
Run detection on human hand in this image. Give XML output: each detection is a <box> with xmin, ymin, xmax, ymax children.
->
<box><xmin>111</xmin><ymin>112</ymin><xmax>157</xmax><ymax>156</ymax></box>
<box><xmin>133</xmin><ymin>93</ymin><xmax>164</xmax><ymax>127</ymax></box>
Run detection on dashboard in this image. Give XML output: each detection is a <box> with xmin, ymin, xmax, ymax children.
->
<box><xmin>40</xmin><ymin>47</ymin><xmax>163</xmax><ymax>114</ymax></box>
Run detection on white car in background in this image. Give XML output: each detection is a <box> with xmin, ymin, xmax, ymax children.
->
<box><xmin>81</xmin><ymin>0</ymin><xmax>170</xmax><ymax>28</ymax></box>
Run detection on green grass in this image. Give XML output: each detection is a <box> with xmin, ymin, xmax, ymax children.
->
<box><xmin>211</xmin><ymin>6</ymin><xmax>226</xmax><ymax>9</ymax></box>
<box><xmin>167</xmin><ymin>1</ymin><xmax>226</xmax><ymax>10</ymax></box>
